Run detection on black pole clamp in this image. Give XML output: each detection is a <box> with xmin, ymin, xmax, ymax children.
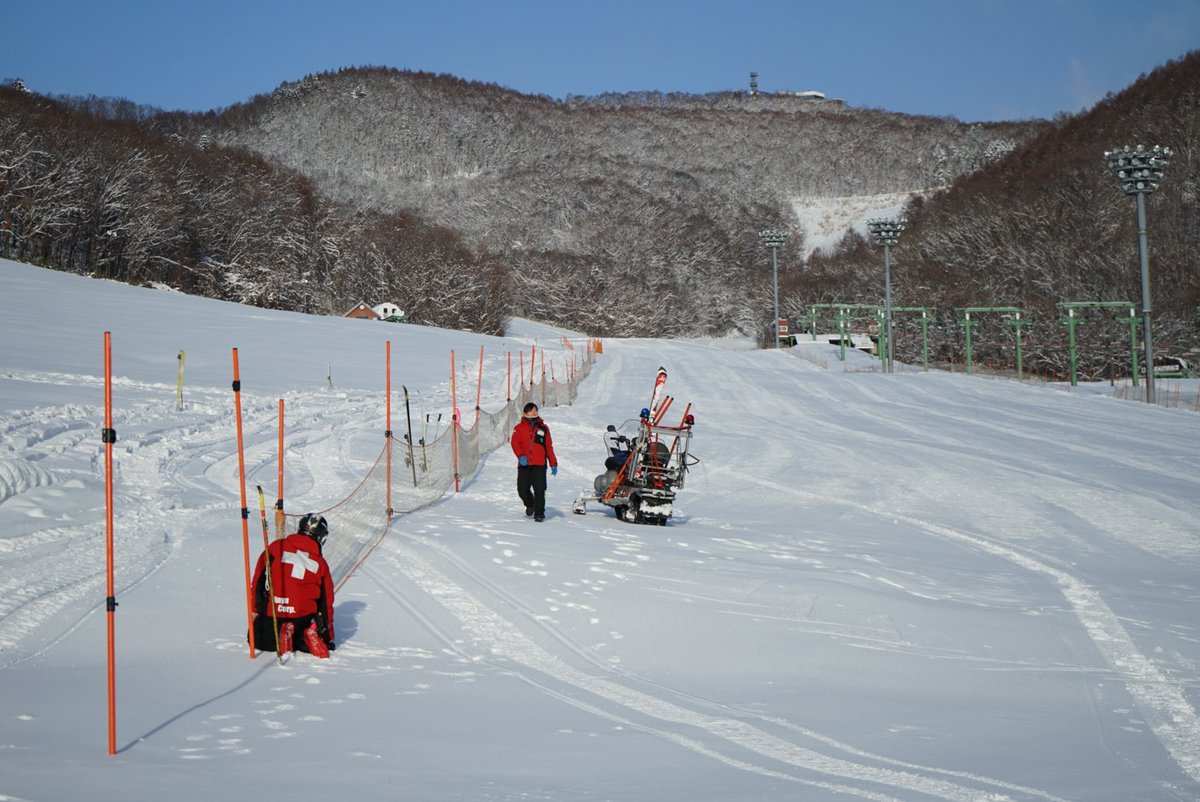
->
<box><xmin>232</xmin><ymin>380</ymin><xmax>241</xmax><ymax>392</ymax></box>
<box><xmin>106</xmin><ymin>596</ymin><xmax>118</xmax><ymax>612</ymax></box>
<box><xmin>101</xmin><ymin>428</ymin><xmax>117</xmax><ymax>444</ymax></box>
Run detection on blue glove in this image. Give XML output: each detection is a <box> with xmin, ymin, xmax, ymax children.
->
<box><xmin>551</xmin><ymin>465</ymin><xmax>558</xmax><ymax>476</ymax></box>
<box><xmin>518</xmin><ymin>455</ymin><xmax>528</xmax><ymax>466</ymax></box>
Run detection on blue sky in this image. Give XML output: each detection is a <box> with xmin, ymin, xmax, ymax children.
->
<box><xmin>4</xmin><ymin>0</ymin><xmax>1198</xmax><ymax>122</ymax></box>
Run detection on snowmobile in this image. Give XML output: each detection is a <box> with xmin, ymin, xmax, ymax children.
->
<box><xmin>572</xmin><ymin>368</ymin><xmax>697</xmax><ymax>525</ymax></box>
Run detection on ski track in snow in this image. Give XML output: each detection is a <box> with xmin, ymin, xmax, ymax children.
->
<box><xmin>367</xmin><ymin>534</ymin><xmax>1066</xmax><ymax>802</ymax></box>
<box><xmin>0</xmin><ymin>373</ymin><xmax>384</xmax><ymax>667</ymax></box>
<box><xmin>743</xmin><ymin>469</ymin><xmax>1200</xmax><ymax>786</ymax></box>
<box><xmin>705</xmin><ymin>353</ymin><xmax>1200</xmax><ymax>789</ymax></box>
<box><xmin>803</xmin><ymin>374</ymin><xmax>1200</xmax><ymax>562</ymax></box>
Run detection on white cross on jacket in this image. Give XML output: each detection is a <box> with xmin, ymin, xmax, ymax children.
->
<box><xmin>282</xmin><ymin>548</ymin><xmax>319</xmax><ymax>579</ymax></box>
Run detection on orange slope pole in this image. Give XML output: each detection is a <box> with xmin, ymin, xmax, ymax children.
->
<box><xmin>506</xmin><ymin>352</ymin><xmax>512</xmax><ymax>403</ymax></box>
<box><xmin>276</xmin><ymin>399</ymin><xmax>285</xmax><ymax>535</ymax></box>
<box><xmin>103</xmin><ymin>332</ymin><xmax>117</xmax><ymax>755</ymax></box>
<box><xmin>653</xmin><ymin>395</ymin><xmax>675</xmax><ymax>425</ymax></box>
<box><xmin>231</xmin><ymin>348</ymin><xmax>256</xmax><ymax>659</ymax></box>
<box><xmin>450</xmin><ymin>350</ymin><xmax>460</xmax><ymax>492</ymax></box>
<box><xmin>602</xmin><ymin>448</ymin><xmax>635</xmax><ymax>502</ymax></box>
<box><xmin>474</xmin><ymin>345</ymin><xmax>484</xmax><ymax>429</ymax></box>
<box><xmin>676</xmin><ymin>402</ymin><xmax>692</xmax><ymax>428</ymax></box>
<box><xmin>386</xmin><ymin>340</ymin><xmax>393</xmax><ymax>515</ymax></box>
<box><xmin>666</xmin><ymin>402</ymin><xmax>693</xmax><ymax>458</ymax></box>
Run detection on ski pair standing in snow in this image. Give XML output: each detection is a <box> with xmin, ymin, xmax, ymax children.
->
<box><xmin>511</xmin><ymin>402</ymin><xmax>558</xmax><ymax>522</ymax></box>
<box><xmin>250</xmin><ymin>513</ymin><xmax>335</xmax><ymax>657</ymax></box>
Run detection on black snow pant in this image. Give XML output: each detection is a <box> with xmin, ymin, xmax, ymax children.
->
<box><xmin>517</xmin><ymin>464</ymin><xmax>548</xmax><ymax>517</ymax></box>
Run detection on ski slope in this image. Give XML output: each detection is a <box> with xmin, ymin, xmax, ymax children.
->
<box><xmin>1</xmin><ymin>259</ymin><xmax>1199</xmax><ymax>801</ymax></box>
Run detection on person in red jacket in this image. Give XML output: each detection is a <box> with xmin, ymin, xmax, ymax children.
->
<box><xmin>510</xmin><ymin>402</ymin><xmax>558</xmax><ymax>522</ymax></box>
<box><xmin>250</xmin><ymin>513</ymin><xmax>335</xmax><ymax>657</ymax></box>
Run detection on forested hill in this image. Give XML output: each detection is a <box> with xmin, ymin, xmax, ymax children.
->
<box><xmin>173</xmin><ymin>67</ymin><xmax>1045</xmax><ymax>336</ymax></box>
<box><xmin>195</xmin><ymin>67</ymin><xmax>1040</xmax><ymax>234</ymax></box>
<box><xmin>8</xmin><ymin>54</ymin><xmax>1196</xmax><ymax>364</ymax></box>
<box><xmin>0</xmin><ymin>67</ymin><xmax>1044</xmax><ymax>339</ymax></box>
<box><xmin>789</xmin><ymin>50</ymin><xmax>1200</xmax><ymax>377</ymax></box>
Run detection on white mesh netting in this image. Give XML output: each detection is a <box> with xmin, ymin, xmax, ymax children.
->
<box><xmin>284</xmin><ymin>351</ymin><xmax>593</xmax><ymax>590</ymax></box>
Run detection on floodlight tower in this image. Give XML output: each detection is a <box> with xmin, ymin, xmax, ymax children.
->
<box><xmin>867</xmin><ymin>217</ymin><xmax>907</xmax><ymax>373</ymax></box>
<box><xmin>1104</xmin><ymin>144</ymin><xmax>1171</xmax><ymax>404</ymax></box>
<box><xmin>759</xmin><ymin>230</ymin><xmax>788</xmax><ymax>348</ymax></box>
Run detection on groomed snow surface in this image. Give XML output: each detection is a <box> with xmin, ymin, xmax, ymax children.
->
<box><xmin>2</xmin><ymin>258</ymin><xmax>1199</xmax><ymax>801</ymax></box>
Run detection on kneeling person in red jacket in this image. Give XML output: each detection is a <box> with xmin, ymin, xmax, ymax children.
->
<box><xmin>250</xmin><ymin>513</ymin><xmax>335</xmax><ymax>656</ymax></box>
<box><xmin>511</xmin><ymin>402</ymin><xmax>558</xmax><ymax>522</ymax></box>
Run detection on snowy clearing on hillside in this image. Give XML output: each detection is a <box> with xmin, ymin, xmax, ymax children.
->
<box><xmin>791</xmin><ymin>191</ymin><xmax>936</xmax><ymax>258</ymax></box>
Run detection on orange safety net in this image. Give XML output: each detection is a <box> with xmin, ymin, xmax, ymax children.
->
<box><xmin>282</xmin><ymin>350</ymin><xmax>594</xmax><ymax>591</ymax></box>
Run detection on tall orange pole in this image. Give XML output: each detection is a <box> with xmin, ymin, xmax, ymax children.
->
<box><xmin>103</xmin><ymin>332</ymin><xmax>117</xmax><ymax>755</ymax></box>
<box><xmin>519</xmin><ymin>351</ymin><xmax>525</xmax><ymax>396</ymax></box>
<box><xmin>540</xmin><ymin>349</ymin><xmax>546</xmax><ymax>407</ymax></box>
<box><xmin>450</xmin><ymin>351</ymin><xmax>460</xmax><ymax>491</ymax></box>
<box><xmin>231</xmin><ymin>349</ymin><xmax>256</xmax><ymax>658</ymax></box>
<box><xmin>653</xmin><ymin>396</ymin><xmax>675</xmax><ymax>425</ymax></box>
<box><xmin>506</xmin><ymin>352</ymin><xmax>512</xmax><ymax>403</ymax></box>
<box><xmin>386</xmin><ymin>341</ymin><xmax>393</xmax><ymax>515</ymax></box>
<box><xmin>474</xmin><ymin>345</ymin><xmax>484</xmax><ymax>429</ymax></box>
<box><xmin>276</xmin><ymin>399</ymin><xmax>285</xmax><ymax>534</ymax></box>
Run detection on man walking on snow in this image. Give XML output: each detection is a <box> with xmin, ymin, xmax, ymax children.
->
<box><xmin>511</xmin><ymin>402</ymin><xmax>558</xmax><ymax>522</ymax></box>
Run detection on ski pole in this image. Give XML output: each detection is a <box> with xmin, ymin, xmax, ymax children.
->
<box><xmin>419</xmin><ymin>413</ymin><xmax>429</xmax><ymax>471</ymax></box>
<box><xmin>403</xmin><ymin>385</ymin><xmax>418</xmax><ymax>487</ymax></box>
<box><xmin>425</xmin><ymin>412</ymin><xmax>442</xmax><ymax>471</ymax></box>
<box><xmin>256</xmin><ymin>485</ymin><xmax>283</xmax><ymax>664</ymax></box>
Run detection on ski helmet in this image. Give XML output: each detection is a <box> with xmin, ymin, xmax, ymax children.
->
<box><xmin>639</xmin><ymin>408</ymin><xmax>650</xmax><ymax>420</ymax></box>
<box><xmin>298</xmin><ymin>513</ymin><xmax>329</xmax><ymax>547</ymax></box>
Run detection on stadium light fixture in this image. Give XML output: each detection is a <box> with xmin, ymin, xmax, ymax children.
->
<box><xmin>1104</xmin><ymin>144</ymin><xmax>1171</xmax><ymax>404</ymax></box>
<box><xmin>759</xmin><ymin>230</ymin><xmax>788</xmax><ymax>349</ymax></box>
<box><xmin>866</xmin><ymin>217</ymin><xmax>906</xmax><ymax>373</ymax></box>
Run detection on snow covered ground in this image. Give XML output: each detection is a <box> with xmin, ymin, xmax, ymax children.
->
<box><xmin>2</xmin><ymin>258</ymin><xmax>1199</xmax><ymax>801</ymax></box>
